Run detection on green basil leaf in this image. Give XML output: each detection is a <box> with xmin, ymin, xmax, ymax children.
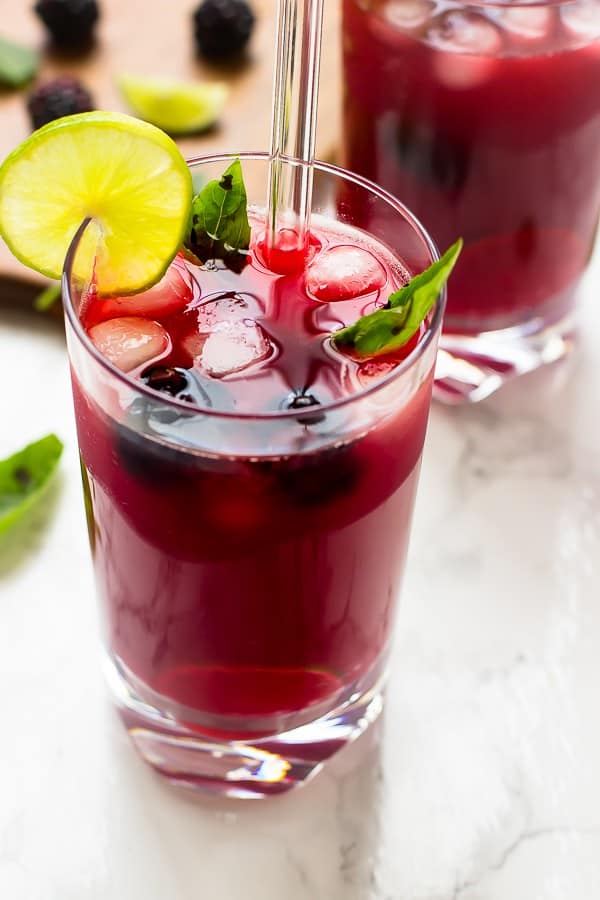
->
<box><xmin>332</xmin><ymin>305</ymin><xmax>412</xmax><ymax>356</ymax></box>
<box><xmin>0</xmin><ymin>36</ymin><xmax>38</xmax><ymax>87</ymax></box>
<box><xmin>333</xmin><ymin>239</ymin><xmax>462</xmax><ymax>357</ymax></box>
<box><xmin>34</xmin><ymin>282</ymin><xmax>61</xmax><ymax>312</ymax></box>
<box><xmin>387</xmin><ymin>238</ymin><xmax>463</xmax><ymax>312</ymax></box>
<box><xmin>186</xmin><ymin>158</ymin><xmax>251</xmax><ymax>264</ymax></box>
<box><xmin>0</xmin><ymin>434</ymin><xmax>63</xmax><ymax>537</ymax></box>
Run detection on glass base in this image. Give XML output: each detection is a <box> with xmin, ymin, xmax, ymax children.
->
<box><xmin>434</xmin><ymin>310</ymin><xmax>577</xmax><ymax>404</ymax></box>
<box><xmin>104</xmin><ymin>653</ymin><xmax>385</xmax><ymax>799</ymax></box>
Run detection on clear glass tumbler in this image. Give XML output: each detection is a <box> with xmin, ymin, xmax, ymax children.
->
<box><xmin>63</xmin><ymin>153</ymin><xmax>443</xmax><ymax>797</ymax></box>
<box><xmin>342</xmin><ymin>0</ymin><xmax>600</xmax><ymax>401</ymax></box>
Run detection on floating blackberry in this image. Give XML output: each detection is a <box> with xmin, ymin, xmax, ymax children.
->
<box><xmin>284</xmin><ymin>389</ymin><xmax>325</xmax><ymax>425</ymax></box>
<box><xmin>142</xmin><ymin>366</ymin><xmax>190</xmax><ymax>397</ymax></box>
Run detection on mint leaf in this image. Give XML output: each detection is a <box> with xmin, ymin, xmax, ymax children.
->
<box><xmin>80</xmin><ymin>457</ymin><xmax>97</xmax><ymax>555</ymax></box>
<box><xmin>332</xmin><ymin>305</ymin><xmax>413</xmax><ymax>356</ymax></box>
<box><xmin>34</xmin><ymin>282</ymin><xmax>61</xmax><ymax>313</ymax></box>
<box><xmin>185</xmin><ymin>158</ymin><xmax>251</xmax><ymax>267</ymax></box>
<box><xmin>387</xmin><ymin>238</ymin><xmax>463</xmax><ymax>313</ymax></box>
<box><xmin>0</xmin><ymin>36</ymin><xmax>38</xmax><ymax>87</ymax></box>
<box><xmin>333</xmin><ymin>239</ymin><xmax>462</xmax><ymax>357</ymax></box>
<box><xmin>0</xmin><ymin>434</ymin><xmax>63</xmax><ymax>537</ymax></box>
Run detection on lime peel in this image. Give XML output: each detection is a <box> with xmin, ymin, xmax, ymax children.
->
<box><xmin>117</xmin><ymin>74</ymin><xmax>229</xmax><ymax>135</ymax></box>
<box><xmin>0</xmin><ymin>111</ymin><xmax>193</xmax><ymax>296</ymax></box>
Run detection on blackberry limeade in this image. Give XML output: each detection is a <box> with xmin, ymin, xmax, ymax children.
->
<box><xmin>0</xmin><ymin>120</ymin><xmax>457</xmax><ymax>793</ymax></box>
<box><xmin>343</xmin><ymin>0</ymin><xmax>600</xmax><ymax>374</ymax></box>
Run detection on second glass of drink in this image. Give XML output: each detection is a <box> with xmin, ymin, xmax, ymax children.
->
<box><xmin>343</xmin><ymin>0</ymin><xmax>600</xmax><ymax>400</ymax></box>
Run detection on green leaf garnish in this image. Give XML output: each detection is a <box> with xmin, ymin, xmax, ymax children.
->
<box><xmin>185</xmin><ymin>158</ymin><xmax>251</xmax><ymax>269</ymax></box>
<box><xmin>80</xmin><ymin>456</ymin><xmax>97</xmax><ymax>555</ymax></box>
<box><xmin>0</xmin><ymin>36</ymin><xmax>38</xmax><ymax>87</ymax></box>
<box><xmin>333</xmin><ymin>239</ymin><xmax>462</xmax><ymax>357</ymax></box>
<box><xmin>0</xmin><ymin>434</ymin><xmax>63</xmax><ymax>537</ymax></box>
<box><xmin>34</xmin><ymin>282</ymin><xmax>61</xmax><ymax>313</ymax></box>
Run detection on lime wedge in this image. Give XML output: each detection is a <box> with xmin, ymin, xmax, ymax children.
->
<box><xmin>118</xmin><ymin>74</ymin><xmax>229</xmax><ymax>135</ymax></box>
<box><xmin>0</xmin><ymin>111</ymin><xmax>192</xmax><ymax>295</ymax></box>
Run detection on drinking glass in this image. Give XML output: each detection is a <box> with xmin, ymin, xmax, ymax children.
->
<box><xmin>342</xmin><ymin>0</ymin><xmax>600</xmax><ymax>401</ymax></box>
<box><xmin>63</xmin><ymin>153</ymin><xmax>443</xmax><ymax>797</ymax></box>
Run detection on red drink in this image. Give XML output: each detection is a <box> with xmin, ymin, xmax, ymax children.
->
<box><xmin>343</xmin><ymin>0</ymin><xmax>600</xmax><ymax>396</ymax></box>
<box><xmin>75</xmin><ymin>220</ymin><xmax>426</xmax><ymax>725</ymax></box>
<box><xmin>63</xmin><ymin>154</ymin><xmax>443</xmax><ymax>794</ymax></box>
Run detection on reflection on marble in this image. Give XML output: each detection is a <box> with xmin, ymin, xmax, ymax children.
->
<box><xmin>1</xmin><ymin>251</ymin><xmax>600</xmax><ymax>898</ymax></box>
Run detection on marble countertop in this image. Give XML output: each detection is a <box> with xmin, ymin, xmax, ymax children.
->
<box><xmin>1</xmin><ymin>252</ymin><xmax>599</xmax><ymax>899</ymax></box>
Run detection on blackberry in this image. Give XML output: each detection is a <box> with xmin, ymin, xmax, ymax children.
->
<box><xmin>34</xmin><ymin>0</ymin><xmax>100</xmax><ymax>47</ymax></box>
<box><xmin>274</xmin><ymin>447</ymin><xmax>358</xmax><ymax>507</ymax></box>
<box><xmin>141</xmin><ymin>366</ymin><xmax>218</xmax><ymax>408</ymax></box>
<box><xmin>284</xmin><ymin>389</ymin><xmax>325</xmax><ymax>426</ymax></box>
<box><xmin>115</xmin><ymin>397</ymin><xmax>231</xmax><ymax>485</ymax></box>
<box><xmin>27</xmin><ymin>76</ymin><xmax>94</xmax><ymax>130</ymax></box>
<box><xmin>193</xmin><ymin>0</ymin><xmax>255</xmax><ymax>61</ymax></box>
<box><xmin>396</xmin><ymin>119</ymin><xmax>470</xmax><ymax>193</ymax></box>
<box><xmin>142</xmin><ymin>366</ymin><xmax>190</xmax><ymax>397</ymax></box>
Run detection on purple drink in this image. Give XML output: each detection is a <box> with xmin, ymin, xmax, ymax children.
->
<box><xmin>64</xmin><ymin>154</ymin><xmax>444</xmax><ymax>795</ymax></box>
<box><xmin>343</xmin><ymin>0</ymin><xmax>600</xmax><ymax>399</ymax></box>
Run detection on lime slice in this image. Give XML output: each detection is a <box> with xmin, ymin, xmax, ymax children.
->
<box><xmin>118</xmin><ymin>74</ymin><xmax>229</xmax><ymax>135</ymax></box>
<box><xmin>0</xmin><ymin>111</ymin><xmax>192</xmax><ymax>295</ymax></box>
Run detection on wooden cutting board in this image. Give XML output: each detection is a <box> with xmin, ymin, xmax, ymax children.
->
<box><xmin>0</xmin><ymin>0</ymin><xmax>341</xmax><ymax>299</ymax></box>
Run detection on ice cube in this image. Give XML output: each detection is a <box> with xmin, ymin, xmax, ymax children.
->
<box><xmin>357</xmin><ymin>358</ymin><xmax>399</xmax><ymax>387</ymax></box>
<box><xmin>89</xmin><ymin>317</ymin><xmax>171</xmax><ymax>373</ymax></box>
<box><xmin>427</xmin><ymin>9</ymin><xmax>503</xmax><ymax>53</ymax></box>
<box><xmin>427</xmin><ymin>11</ymin><xmax>502</xmax><ymax>88</ymax></box>
<box><xmin>383</xmin><ymin>0</ymin><xmax>436</xmax><ymax>31</ymax></box>
<box><xmin>174</xmin><ymin>313</ymin><xmax>206</xmax><ymax>366</ymax></box>
<box><xmin>499</xmin><ymin>5</ymin><xmax>552</xmax><ymax>39</ymax></box>
<box><xmin>561</xmin><ymin>0</ymin><xmax>600</xmax><ymax>39</ymax></box>
<box><xmin>198</xmin><ymin>320</ymin><xmax>272</xmax><ymax>378</ymax></box>
<box><xmin>92</xmin><ymin>255</ymin><xmax>195</xmax><ymax>322</ymax></box>
<box><xmin>253</xmin><ymin>227</ymin><xmax>322</xmax><ymax>275</ymax></box>
<box><xmin>196</xmin><ymin>292</ymin><xmax>263</xmax><ymax>334</ymax></box>
<box><xmin>305</xmin><ymin>245</ymin><xmax>386</xmax><ymax>303</ymax></box>
<box><xmin>355</xmin><ymin>331</ymin><xmax>421</xmax><ymax>385</ymax></box>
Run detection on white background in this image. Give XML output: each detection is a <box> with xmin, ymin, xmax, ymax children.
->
<box><xmin>1</xmin><ymin>250</ymin><xmax>599</xmax><ymax>898</ymax></box>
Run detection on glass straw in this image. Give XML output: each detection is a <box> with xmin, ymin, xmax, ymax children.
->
<box><xmin>266</xmin><ymin>0</ymin><xmax>325</xmax><ymax>253</ymax></box>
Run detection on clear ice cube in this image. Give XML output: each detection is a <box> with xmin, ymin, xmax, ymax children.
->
<box><xmin>427</xmin><ymin>11</ymin><xmax>502</xmax><ymax>88</ymax></box>
<box><xmin>499</xmin><ymin>5</ymin><xmax>552</xmax><ymax>39</ymax></box>
<box><xmin>427</xmin><ymin>10</ymin><xmax>503</xmax><ymax>53</ymax></box>
<box><xmin>357</xmin><ymin>358</ymin><xmax>398</xmax><ymax>387</ymax></box>
<box><xmin>305</xmin><ymin>245</ymin><xmax>386</xmax><ymax>303</ymax></box>
<box><xmin>561</xmin><ymin>0</ymin><xmax>600</xmax><ymax>39</ymax></box>
<box><xmin>383</xmin><ymin>0</ymin><xmax>436</xmax><ymax>31</ymax></box>
<box><xmin>89</xmin><ymin>317</ymin><xmax>171</xmax><ymax>373</ymax></box>
<box><xmin>198</xmin><ymin>319</ymin><xmax>272</xmax><ymax>378</ymax></box>
<box><xmin>196</xmin><ymin>292</ymin><xmax>264</xmax><ymax>334</ymax></box>
<box><xmin>97</xmin><ymin>255</ymin><xmax>194</xmax><ymax>320</ymax></box>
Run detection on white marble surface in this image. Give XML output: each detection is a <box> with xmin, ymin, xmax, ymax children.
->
<box><xmin>1</xmin><ymin>252</ymin><xmax>600</xmax><ymax>899</ymax></box>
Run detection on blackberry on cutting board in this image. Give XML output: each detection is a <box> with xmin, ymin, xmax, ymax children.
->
<box><xmin>193</xmin><ymin>0</ymin><xmax>255</xmax><ymax>61</ymax></box>
<box><xmin>34</xmin><ymin>0</ymin><xmax>100</xmax><ymax>47</ymax></box>
<box><xmin>27</xmin><ymin>76</ymin><xmax>94</xmax><ymax>129</ymax></box>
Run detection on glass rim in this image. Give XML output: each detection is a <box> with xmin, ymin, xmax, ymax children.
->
<box><xmin>445</xmin><ymin>0</ymin><xmax>576</xmax><ymax>7</ymax></box>
<box><xmin>63</xmin><ymin>150</ymin><xmax>445</xmax><ymax>424</ymax></box>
